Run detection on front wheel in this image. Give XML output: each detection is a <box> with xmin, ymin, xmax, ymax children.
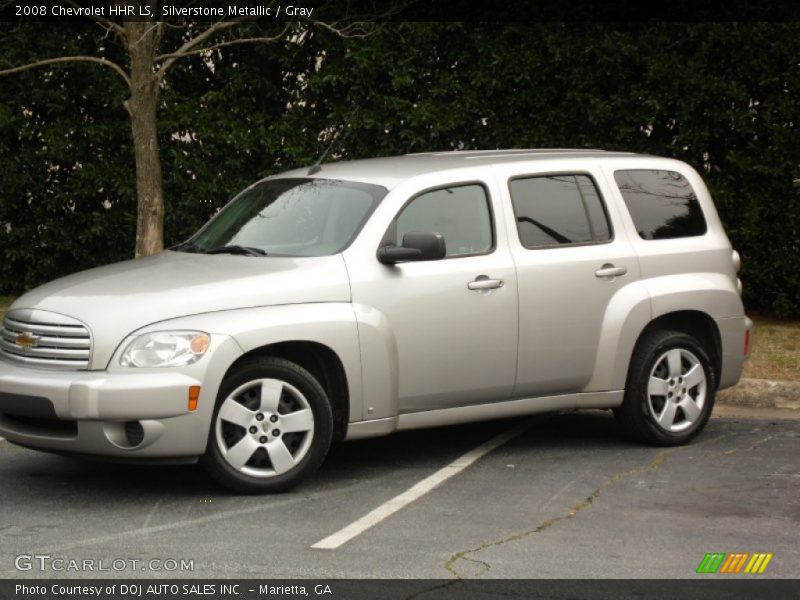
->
<box><xmin>200</xmin><ymin>356</ymin><xmax>333</xmax><ymax>493</ymax></box>
<box><xmin>615</xmin><ymin>330</ymin><xmax>716</xmax><ymax>446</ymax></box>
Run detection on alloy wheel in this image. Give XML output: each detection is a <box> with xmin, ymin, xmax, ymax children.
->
<box><xmin>214</xmin><ymin>378</ymin><xmax>315</xmax><ymax>477</ymax></box>
<box><xmin>646</xmin><ymin>348</ymin><xmax>707</xmax><ymax>433</ymax></box>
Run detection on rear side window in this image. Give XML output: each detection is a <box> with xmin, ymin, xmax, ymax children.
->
<box><xmin>614</xmin><ymin>170</ymin><xmax>707</xmax><ymax>240</ymax></box>
<box><xmin>509</xmin><ymin>175</ymin><xmax>612</xmax><ymax>249</ymax></box>
<box><xmin>395</xmin><ymin>184</ymin><xmax>493</xmax><ymax>257</ymax></box>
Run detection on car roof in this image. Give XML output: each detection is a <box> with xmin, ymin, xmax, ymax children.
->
<box><xmin>273</xmin><ymin>149</ymin><xmax>648</xmax><ymax>189</ymax></box>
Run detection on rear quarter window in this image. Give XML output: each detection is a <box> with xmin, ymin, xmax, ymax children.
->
<box><xmin>614</xmin><ymin>169</ymin><xmax>707</xmax><ymax>240</ymax></box>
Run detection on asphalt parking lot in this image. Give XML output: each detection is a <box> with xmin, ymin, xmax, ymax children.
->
<box><xmin>1</xmin><ymin>409</ymin><xmax>798</xmax><ymax>580</ymax></box>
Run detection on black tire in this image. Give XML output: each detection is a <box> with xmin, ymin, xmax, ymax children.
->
<box><xmin>615</xmin><ymin>329</ymin><xmax>716</xmax><ymax>446</ymax></box>
<box><xmin>200</xmin><ymin>356</ymin><xmax>333</xmax><ymax>493</ymax></box>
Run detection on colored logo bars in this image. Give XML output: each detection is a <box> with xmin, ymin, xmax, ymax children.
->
<box><xmin>696</xmin><ymin>552</ymin><xmax>773</xmax><ymax>574</ymax></box>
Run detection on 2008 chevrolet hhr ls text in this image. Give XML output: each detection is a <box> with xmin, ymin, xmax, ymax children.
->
<box><xmin>0</xmin><ymin>150</ymin><xmax>752</xmax><ymax>492</ymax></box>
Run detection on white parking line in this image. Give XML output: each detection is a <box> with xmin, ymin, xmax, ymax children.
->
<box><xmin>47</xmin><ymin>481</ymin><xmax>363</xmax><ymax>554</ymax></box>
<box><xmin>311</xmin><ymin>418</ymin><xmax>534</xmax><ymax>550</ymax></box>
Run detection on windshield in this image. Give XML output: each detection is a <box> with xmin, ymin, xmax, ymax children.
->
<box><xmin>180</xmin><ymin>178</ymin><xmax>387</xmax><ymax>257</ymax></box>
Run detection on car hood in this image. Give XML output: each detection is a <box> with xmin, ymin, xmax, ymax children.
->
<box><xmin>9</xmin><ymin>251</ymin><xmax>352</xmax><ymax>368</ymax></box>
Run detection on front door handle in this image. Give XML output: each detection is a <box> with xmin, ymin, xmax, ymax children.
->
<box><xmin>468</xmin><ymin>276</ymin><xmax>505</xmax><ymax>291</ymax></box>
<box><xmin>595</xmin><ymin>264</ymin><xmax>627</xmax><ymax>279</ymax></box>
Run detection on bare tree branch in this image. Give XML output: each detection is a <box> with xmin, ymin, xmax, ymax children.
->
<box><xmin>62</xmin><ymin>0</ymin><xmax>124</xmax><ymax>37</ymax></box>
<box><xmin>0</xmin><ymin>56</ymin><xmax>131</xmax><ymax>88</ymax></box>
<box><xmin>155</xmin><ymin>20</ymin><xmax>242</xmax><ymax>78</ymax></box>
<box><xmin>154</xmin><ymin>23</ymin><xmax>293</xmax><ymax>62</ymax></box>
<box><xmin>310</xmin><ymin>4</ymin><xmax>404</xmax><ymax>39</ymax></box>
<box><xmin>313</xmin><ymin>20</ymin><xmax>378</xmax><ymax>38</ymax></box>
<box><xmin>149</xmin><ymin>0</ymin><xmax>396</xmax><ymax>79</ymax></box>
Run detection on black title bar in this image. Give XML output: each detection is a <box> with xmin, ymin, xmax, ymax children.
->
<box><xmin>4</xmin><ymin>579</ymin><xmax>800</xmax><ymax>600</ymax></box>
<box><xmin>3</xmin><ymin>0</ymin><xmax>800</xmax><ymax>22</ymax></box>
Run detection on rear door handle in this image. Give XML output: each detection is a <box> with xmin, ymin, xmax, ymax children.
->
<box><xmin>468</xmin><ymin>276</ymin><xmax>504</xmax><ymax>291</ymax></box>
<box><xmin>595</xmin><ymin>264</ymin><xmax>627</xmax><ymax>279</ymax></box>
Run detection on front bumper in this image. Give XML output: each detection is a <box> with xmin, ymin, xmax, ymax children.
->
<box><xmin>0</xmin><ymin>335</ymin><xmax>242</xmax><ymax>458</ymax></box>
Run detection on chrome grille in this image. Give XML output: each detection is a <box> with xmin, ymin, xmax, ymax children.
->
<box><xmin>0</xmin><ymin>309</ymin><xmax>92</xmax><ymax>370</ymax></box>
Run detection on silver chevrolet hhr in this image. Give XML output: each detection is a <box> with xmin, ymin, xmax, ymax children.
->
<box><xmin>0</xmin><ymin>150</ymin><xmax>752</xmax><ymax>492</ymax></box>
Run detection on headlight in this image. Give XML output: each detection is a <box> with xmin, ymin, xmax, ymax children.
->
<box><xmin>119</xmin><ymin>331</ymin><xmax>211</xmax><ymax>368</ymax></box>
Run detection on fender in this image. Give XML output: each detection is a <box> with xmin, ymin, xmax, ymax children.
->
<box><xmin>130</xmin><ymin>303</ymin><xmax>364</xmax><ymax>427</ymax></box>
<box><xmin>647</xmin><ymin>273</ymin><xmax>743</xmax><ymax>320</ymax></box>
<box><xmin>648</xmin><ymin>273</ymin><xmax>746</xmax><ymax>391</ymax></box>
<box><xmin>585</xmin><ymin>272</ymin><xmax>743</xmax><ymax>396</ymax></box>
<box><xmin>351</xmin><ymin>302</ymin><xmax>400</xmax><ymax>421</ymax></box>
<box><xmin>583</xmin><ymin>280</ymin><xmax>652</xmax><ymax>395</ymax></box>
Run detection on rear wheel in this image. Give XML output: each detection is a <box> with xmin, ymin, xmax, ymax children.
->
<box><xmin>200</xmin><ymin>356</ymin><xmax>333</xmax><ymax>493</ymax></box>
<box><xmin>615</xmin><ymin>330</ymin><xmax>716</xmax><ymax>445</ymax></box>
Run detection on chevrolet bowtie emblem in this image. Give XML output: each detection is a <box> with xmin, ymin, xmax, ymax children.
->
<box><xmin>16</xmin><ymin>332</ymin><xmax>41</xmax><ymax>350</ymax></box>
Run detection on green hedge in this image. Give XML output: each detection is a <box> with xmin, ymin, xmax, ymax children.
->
<box><xmin>1</xmin><ymin>22</ymin><xmax>798</xmax><ymax>316</ymax></box>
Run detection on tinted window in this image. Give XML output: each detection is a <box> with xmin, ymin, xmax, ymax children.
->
<box><xmin>395</xmin><ymin>184</ymin><xmax>493</xmax><ymax>257</ymax></box>
<box><xmin>614</xmin><ymin>170</ymin><xmax>707</xmax><ymax>240</ymax></box>
<box><xmin>509</xmin><ymin>175</ymin><xmax>612</xmax><ymax>248</ymax></box>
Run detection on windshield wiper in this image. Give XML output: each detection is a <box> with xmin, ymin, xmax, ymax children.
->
<box><xmin>205</xmin><ymin>245</ymin><xmax>268</xmax><ymax>256</ymax></box>
<box><xmin>172</xmin><ymin>241</ymin><xmax>204</xmax><ymax>253</ymax></box>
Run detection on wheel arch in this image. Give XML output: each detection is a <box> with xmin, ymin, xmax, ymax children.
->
<box><xmin>586</xmin><ymin>274</ymin><xmax>738</xmax><ymax>394</ymax></box>
<box><xmin>223</xmin><ymin>340</ymin><xmax>351</xmax><ymax>442</ymax></box>
<box><xmin>633</xmin><ymin>310</ymin><xmax>722</xmax><ymax>389</ymax></box>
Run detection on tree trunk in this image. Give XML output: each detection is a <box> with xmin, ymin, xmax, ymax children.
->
<box><xmin>125</xmin><ymin>22</ymin><xmax>164</xmax><ymax>257</ymax></box>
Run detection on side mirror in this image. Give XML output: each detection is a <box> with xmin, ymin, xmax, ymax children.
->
<box><xmin>377</xmin><ymin>232</ymin><xmax>446</xmax><ymax>264</ymax></box>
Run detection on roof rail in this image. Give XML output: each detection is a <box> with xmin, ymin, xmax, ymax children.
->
<box><xmin>405</xmin><ymin>148</ymin><xmax>606</xmax><ymax>157</ymax></box>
